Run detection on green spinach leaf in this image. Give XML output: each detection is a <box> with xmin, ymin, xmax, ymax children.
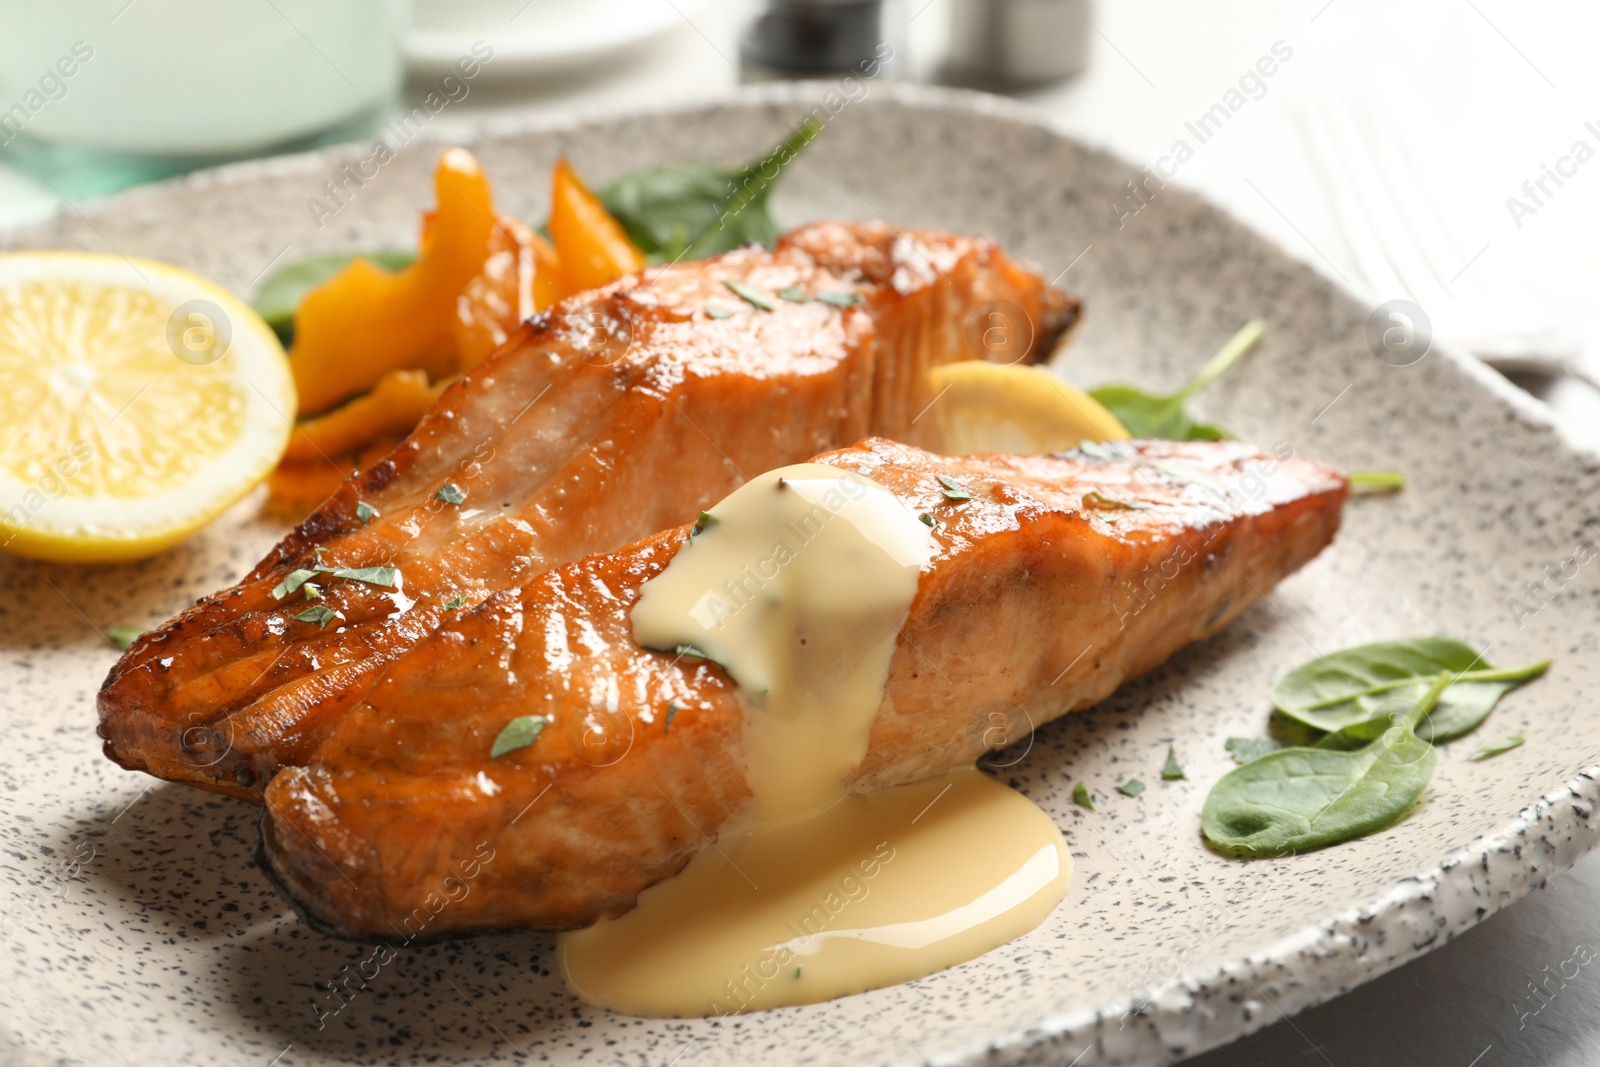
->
<box><xmin>1272</xmin><ymin>637</ymin><xmax>1549</xmax><ymax>744</ymax></box>
<box><xmin>1202</xmin><ymin>730</ymin><xmax>1437</xmax><ymax>857</ymax></box>
<box><xmin>1203</xmin><ymin>674</ymin><xmax>1447</xmax><ymax>857</ymax></box>
<box><xmin>1224</xmin><ymin>737</ymin><xmax>1287</xmax><ymax>764</ymax></box>
<box><xmin>1089</xmin><ymin>319</ymin><xmax>1264</xmax><ymax>440</ymax></box>
<box><xmin>253</xmin><ymin>250</ymin><xmax>416</xmax><ymax>346</ymax></box>
<box><xmin>598</xmin><ymin>119</ymin><xmax>823</xmax><ymax>263</ymax></box>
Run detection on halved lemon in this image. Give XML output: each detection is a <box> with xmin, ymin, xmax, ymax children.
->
<box><xmin>928</xmin><ymin>360</ymin><xmax>1129</xmax><ymax>454</ymax></box>
<box><xmin>0</xmin><ymin>252</ymin><xmax>295</xmax><ymax>562</ymax></box>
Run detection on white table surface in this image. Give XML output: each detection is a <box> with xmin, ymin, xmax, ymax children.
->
<box><xmin>5</xmin><ymin>1</ymin><xmax>1599</xmax><ymax>1063</ymax></box>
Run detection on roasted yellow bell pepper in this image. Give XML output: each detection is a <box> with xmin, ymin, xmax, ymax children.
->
<box><xmin>548</xmin><ymin>157</ymin><xmax>644</xmax><ymax>295</ymax></box>
<box><xmin>289</xmin><ymin>148</ymin><xmax>496</xmax><ymax>415</ymax></box>
<box><xmin>284</xmin><ymin>369</ymin><xmax>447</xmax><ymax>463</ymax></box>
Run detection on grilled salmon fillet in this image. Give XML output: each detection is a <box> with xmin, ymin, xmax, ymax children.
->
<box><xmin>98</xmin><ymin>223</ymin><xmax>1077</xmax><ymax>799</ymax></box>
<box><xmin>261</xmin><ymin>437</ymin><xmax>1347</xmax><ymax>940</ymax></box>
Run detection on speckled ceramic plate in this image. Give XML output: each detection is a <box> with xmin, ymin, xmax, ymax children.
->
<box><xmin>3</xmin><ymin>84</ymin><xmax>1598</xmax><ymax>1067</ymax></box>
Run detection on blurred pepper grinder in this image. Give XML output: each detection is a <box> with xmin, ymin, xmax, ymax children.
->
<box><xmin>741</xmin><ymin>0</ymin><xmax>906</xmax><ymax>79</ymax></box>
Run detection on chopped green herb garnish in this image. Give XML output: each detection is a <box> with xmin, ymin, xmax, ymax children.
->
<box><xmin>490</xmin><ymin>715</ymin><xmax>549</xmax><ymax>758</ymax></box>
<box><xmin>918</xmin><ymin>513</ymin><xmax>937</xmax><ymax>527</ymax></box>
<box><xmin>1150</xmin><ymin>460</ymin><xmax>1229</xmax><ymax>497</ymax></box>
<box><xmin>301</xmin><ymin>582</ymin><xmax>322</xmax><ymax>601</ymax></box>
<box><xmin>294</xmin><ymin>605</ymin><xmax>338</xmax><ymax>628</ymax></box>
<box><xmin>1161</xmin><ymin>746</ymin><xmax>1186</xmax><ymax>780</ymax></box>
<box><xmin>271</xmin><ymin>568</ymin><xmax>319</xmax><ymax>600</ymax></box>
<box><xmin>1470</xmin><ymin>733</ymin><xmax>1525</xmax><ymax>761</ymax></box>
<box><xmin>1084</xmin><ymin>491</ymin><xmax>1148</xmax><ymax>511</ymax></box>
<box><xmin>104</xmin><ymin>625</ymin><xmax>143</xmax><ymax>651</ymax></box>
<box><xmin>442</xmin><ymin>594</ymin><xmax>468</xmax><ymax>611</ymax></box>
<box><xmin>936</xmin><ymin>474</ymin><xmax>971</xmax><ymax>501</ymax></box>
<box><xmin>435</xmin><ymin>483</ymin><xmax>466</xmax><ymax>505</ymax></box>
<box><xmin>674</xmin><ymin>644</ymin><xmax>718</xmax><ymax>662</ymax></box>
<box><xmin>1077</xmin><ymin>440</ymin><xmax>1117</xmax><ymax>461</ymax></box>
<box><xmin>777</xmin><ymin>287</ymin><xmax>808</xmax><ymax>302</ymax></box>
<box><xmin>689</xmin><ymin>511</ymin><xmax>719</xmax><ymax>543</ymax></box>
<box><xmin>793</xmin><ymin>966</ymin><xmax>802</xmax><ymax>979</ymax></box>
<box><xmin>1348</xmin><ymin>470</ymin><xmax>1406</xmax><ymax>495</ymax></box>
<box><xmin>1118</xmin><ymin>779</ymin><xmax>1146</xmax><ymax>797</ymax></box>
<box><xmin>705</xmin><ymin>305</ymin><xmax>735</xmax><ymax>319</ymax></box>
<box><xmin>1072</xmin><ymin>783</ymin><xmax>1094</xmax><ymax>810</ymax></box>
<box><xmin>330</xmin><ymin>566</ymin><xmax>397</xmax><ymax>588</ymax></box>
<box><xmin>664</xmin><ymin>703</ymin><xmax>681</xmax><ymax>734</ymax></box>
<box><xmin>355</xmin><ymin>501</ymin><xmax>377</xmax><ymax>523</ymax></box>
<box><xmin>724</xmin><ymin>280</ymin><xmax>777</xmax><ymax>311</ymax></box>
<box><xmin>815</xmin><ymin>291</ymin><xmax>861</xmax><ymax>307</ymax></box>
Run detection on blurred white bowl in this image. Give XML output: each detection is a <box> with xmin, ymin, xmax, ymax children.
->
<box><xmin>406</xmin><ymin>0</ymin><xmax>714</xmax><ymax>79</ymax></box>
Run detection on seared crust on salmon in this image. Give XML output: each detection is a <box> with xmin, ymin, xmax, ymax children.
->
<box><xmin>261</xmin><ymin>437</ymin><xmax>1346</xmax><ymax>940</ymax></box>
<box><xmin>98</xmin><ymin>223</ymin><xmax>1077</xmax><ymax>799</ymax></box>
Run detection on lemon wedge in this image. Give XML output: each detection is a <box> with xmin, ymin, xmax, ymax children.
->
<box><xmin>928</xmin><ymin>360</ymin><xmax>1129</xmax><ymax>454</ymax></box>
<box><xmin>0</xmin><ymin>252</ymin><xmax>295</xmax><ymax>562</ymax></box>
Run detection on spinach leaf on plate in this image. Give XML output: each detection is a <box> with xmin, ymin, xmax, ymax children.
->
<box><xmin>1202</xmin><ymin>674</ymin><xmax>1447</xmax><ymax>857</ymax></box>
<box><xmin>1224</xmin><ymin>737</ymin><xmax>1287</xmax><ymax>765</ymax></box>
<box><xmin>1202</xmin><ymin>725</ymin><xmax>1438</xmax><ymax>857</ymax></box>
<box><xmin>1272</xmin><ymin>637</ymin><xmax>1549</xmax><ymax>744</ymax></box>
<box><xmin>598</xmin><ymin>118</ymin><xmax>823</xmax><ymax>263</ymax></box>
<box><xmin>1089</xmin><ymin>319</ymin><xmax>1263</xmax><ymax>440</ymax></box>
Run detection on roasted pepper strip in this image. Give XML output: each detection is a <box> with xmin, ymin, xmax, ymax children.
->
<box><xmin>283</xmin><ymin>369</ymin><xmax>447</xmax><ymax>464</ymax></box>
<box><xmin>548</xmin><ymin>157</ymin><xmax>645</xmax><ymax>295</ymax></box>
<box><xmin>288</xmin><ymin>147</ymin><xmax>496</xmax><ymax>415</ymax></box>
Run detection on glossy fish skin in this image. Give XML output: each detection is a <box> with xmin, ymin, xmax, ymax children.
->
<box><xmin>261</xmin><ymin>437</ymin><xmax>1347</xmax><ymax>940</ymax></box>
<box><xmin>98</xmin><ymin>223</ymin><xmax>1077</xmax><ymax>799</ymax></box>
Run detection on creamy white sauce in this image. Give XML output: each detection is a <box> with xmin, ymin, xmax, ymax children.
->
<box><xmin>631</xmin><ymin>464</ymin><xmax>933</xmax><ymax>827</ymax></box>
<box><xmin>556</xmin><ymin>464</ymin><xmax>1070</xmax><ymax>1016</ymax></box>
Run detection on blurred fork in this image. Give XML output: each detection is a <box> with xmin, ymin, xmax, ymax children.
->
<box><xmin>1296</xmin><ymin>94</ymin><xmax>1599</xmax><ymax>392</ymax></box>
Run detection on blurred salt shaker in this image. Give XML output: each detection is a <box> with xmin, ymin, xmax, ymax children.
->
<box><xmin>946</xmin><ymin>0</ymin><xmax>1092</xmax><ymax>86</ymax></box>
<box><xmin>741</xmin><ymin>0</ymin><xmax>906</xmax><ymax>79</ymax></box>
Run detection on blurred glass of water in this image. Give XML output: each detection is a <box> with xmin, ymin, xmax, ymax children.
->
<box><xmin>0</xmin><ymin>0</ymin><xmax>405</xmax><ymax>197</ymax></box>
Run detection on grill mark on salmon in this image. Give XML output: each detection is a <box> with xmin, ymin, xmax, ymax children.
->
<box><xmin>98</xmin><ymin>223</ymin><xmax>1077</xmax><ymax>798</ymax></box>
<box><xmin>260</xmin><ymin>437</ymin><xmax>1347</xmax><ymax>940</ymax></box>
